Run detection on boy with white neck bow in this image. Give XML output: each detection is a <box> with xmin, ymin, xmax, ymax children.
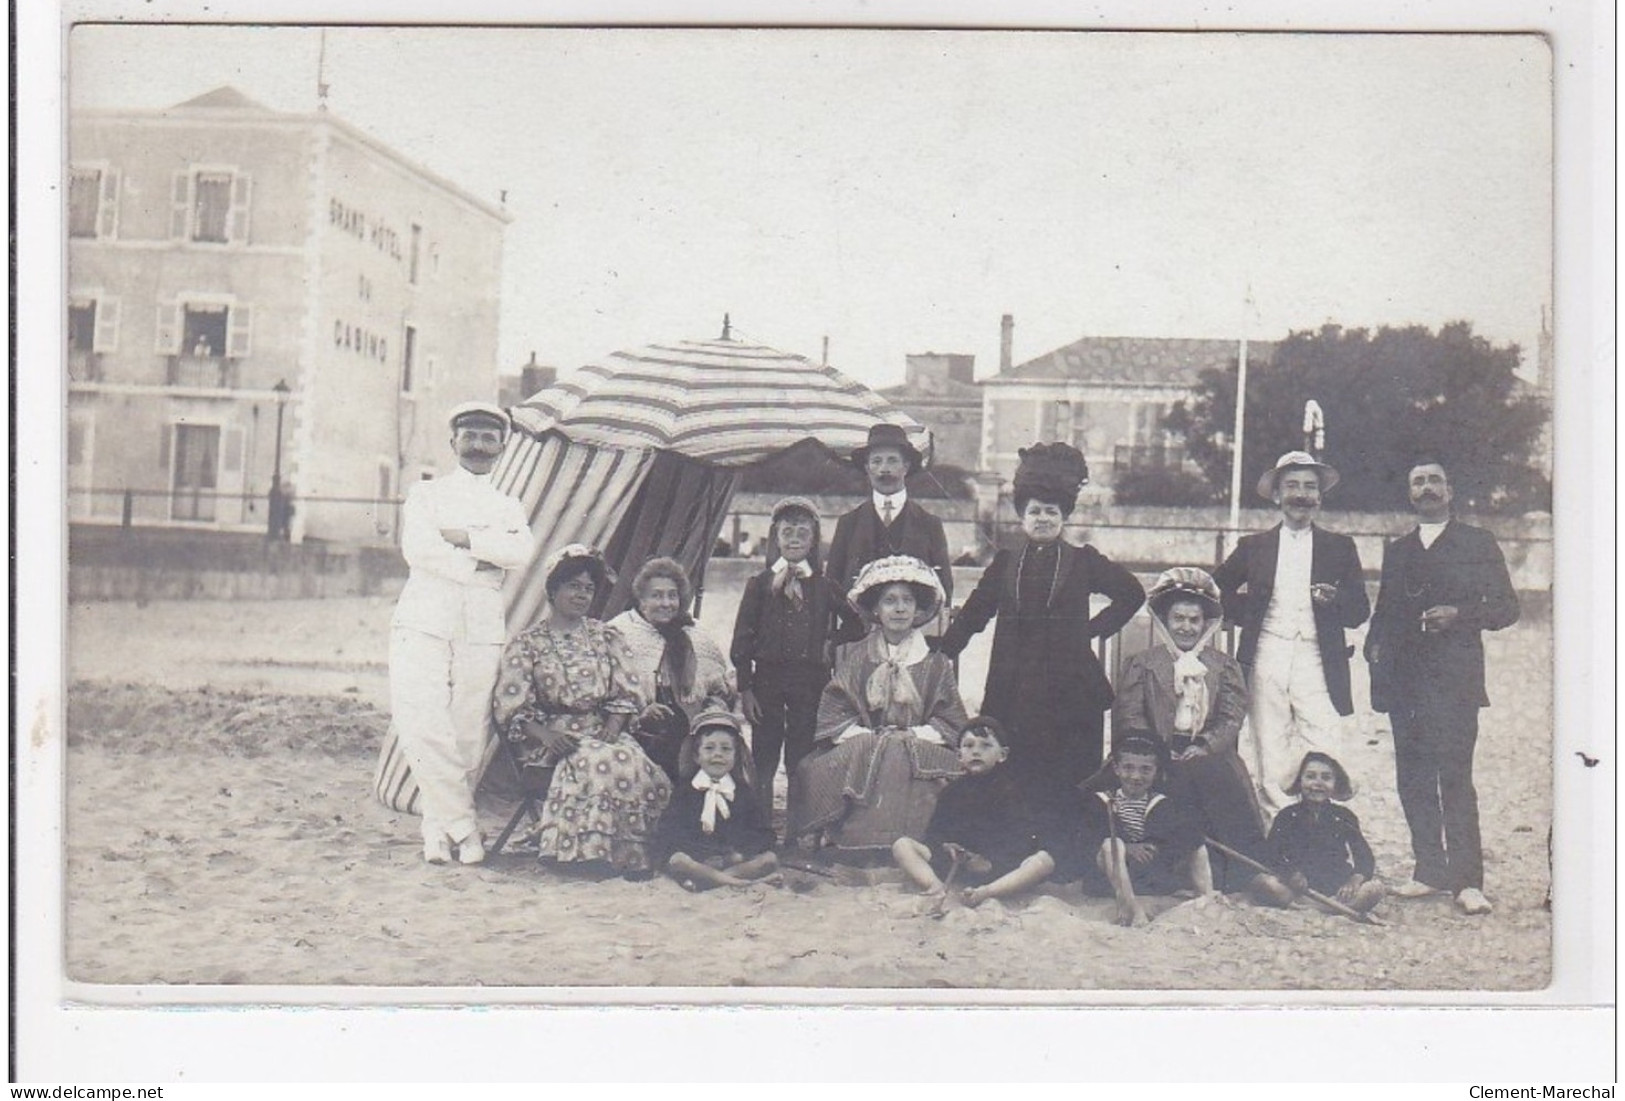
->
<box><xmin>731</xmin><ymin>496</ymin><xmax>865</xmax><ymax>833</ymax></box>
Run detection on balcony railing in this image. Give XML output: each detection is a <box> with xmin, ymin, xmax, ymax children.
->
<box><xmin>166</xmin><ymin>355</ymin><xmax>241</xmax><ymax>389</ymax></box>
<box><xmin>1113</xmin><ymin>444</ymin><xmax>1186</xmax><ymax>473</ymax></box>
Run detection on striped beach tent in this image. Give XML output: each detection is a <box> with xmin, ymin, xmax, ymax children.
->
<box><xmin>374</xmin><ymin>332</ymin><xmax>927</xmax><ymax>815</ymax></box>
<box><xmin>494</xmin><ymin>335</ymin><xmax>929</xmax><ymax>629</ymax></box>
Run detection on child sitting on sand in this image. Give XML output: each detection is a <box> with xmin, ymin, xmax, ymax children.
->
<box><xmin>653</xmin><ymin>710</ymin><xmax>780</xmax><ymax>891</ymax></box>
<box><xmin>1252</xmin><ymin>752</ymin><xmax>1386</xmax><ymax>913</ymax></box>
<box><xmin>1076</xmin><ymin>736</ymin><xmax>1214</xmax><ymax>927</ymax></box>
<box><xmin>891</xmin><ymin>717</ymin><xmax>1056</xmax><ymax>910</ymax></box>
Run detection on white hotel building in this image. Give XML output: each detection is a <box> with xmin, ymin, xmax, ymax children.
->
<box><xmin>67</xmin><ymin>86</ymin><xmax>511</xmax><ymax>544</ymax></box>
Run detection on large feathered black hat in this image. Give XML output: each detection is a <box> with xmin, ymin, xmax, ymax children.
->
<box><xmin>1012</xmin><ymin>442</ymin><xmax>1090</xmax><ymax>514</ymax></box>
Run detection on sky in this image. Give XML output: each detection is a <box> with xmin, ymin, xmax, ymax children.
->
<box><xmin>69</xmin><ymin>25</ymin><xmax>1553</xmax><ymax>389</ymax></box>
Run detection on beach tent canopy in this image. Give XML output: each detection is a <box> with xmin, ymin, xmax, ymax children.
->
<box><xmin>493</xmin><ymin>336</ymin><xmax>929</xmax><ymax>628</ymax></box>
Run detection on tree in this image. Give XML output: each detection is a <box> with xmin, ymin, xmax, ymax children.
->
<box><xmin>1165</xmin><ymin>322</ymin><xmax>1550</xmax><ymax>513</ymax></box>
<box><xmin>1112</xmin><ymin>466</ymin><xmax>1219</xmax><ymax>507</ymax></box>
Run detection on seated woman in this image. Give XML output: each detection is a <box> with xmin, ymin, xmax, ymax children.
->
<box><xmin>491</xmin><ymin>545</ymin><xmax>672</xmax><ymax>877</ymax></box>
<box><xmin>607</xmin><ymin>557</ymin><xmax>739</xmax><ymax>784</ymax></box>
<box><xmin>1106</xmin><ymin>566</ymin><xmax>1267</xmax><ymax>890</ymax></box>
<box><xmin>787</xmin><ymin>555</ymin><xmax>968</xmax><ymax>858</ymax></box>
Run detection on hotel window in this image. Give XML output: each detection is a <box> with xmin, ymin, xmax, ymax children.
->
<box><xmin>172</xmin><ymin>168</ymin><xmax>253</xmax><ymax>244</ymax></box>
<box><xmin>69</xmin><ymin>166</ymin><xmax>119</xmax><ymax>239</ymax></box>
<box><xmin>156</xmin><ymin>300</ymin><xmax>253</xmax><ymax>386</ymax></box>
<box><xmin>68</xmin><ymin>296</ymin><xmax>119</xmax><ymax>380</ymax></box>
<box><xmin>409</xmin><ymin>223</ymin><xmax>422</xmax><ymax>285</ymax></box>
<box><xmin>401</xmin><ymin>324</ymin><xmax>418</xmax><ymax>392</ymax></box>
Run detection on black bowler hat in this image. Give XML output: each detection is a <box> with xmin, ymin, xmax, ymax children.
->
<box><xmin>849</xmin><ymin>422</ymin><xmax>924</xmax><ymax>474</ymax></box>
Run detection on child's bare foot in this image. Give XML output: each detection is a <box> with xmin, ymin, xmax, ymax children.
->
<box><xmin>961</xmin><ymin>886</ymin><xmax>988</xmax><ymax>908</ymax></box>
<box><xmin>761</xmin><ymin>872</ymin><xmax>785</xmax><ymax>888</ymax></box>
<box><xmin>916</xmin><ymin>889</ymin><xmax>949</xmax><ymax>917</ymax></box>
<box><xmin>1128</xmin><ymin>905</ymin><xmax>1151</xmax><ymax>928</ymax></box>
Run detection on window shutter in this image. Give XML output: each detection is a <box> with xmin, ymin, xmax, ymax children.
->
<box><xmin>221</xmin><ymin>427</ymin><xmax>244</xmax><ymax>474</ymax></box>
<box><xmin>228</xmin><ymin>173</ymin><xmax>253</xmax><ymax>244</ymax></box>
<box><xmin>154</xmin><ymin>303</ymin><xmax>182</xmax><ymax>354</ymax></box>
<box><xmin>98</xmin><ymin>169</ymin><xmax>120</xmax><ymax>239</ymax></box>
<box><xmin>93</xmin><ymin>297</ymin><xmax>120</xmax><ymax>353</ymax></box>
<box><xmin>226</xmin><ymin>304</ymin><xmax>253</xmax><ymax>358</ymax></box>
<box><xmin>170</xmin><ymin>172</ymin><xmax>192</xmax><ymax>239</ymax></box>
<box><xmin>159</xmin><ymin>425</ymin><xmax>171</xmax><ymax>469</ymax></box>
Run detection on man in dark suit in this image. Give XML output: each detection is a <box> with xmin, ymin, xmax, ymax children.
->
<box><xmin>1364</xmin><ymin>459</ymin><xmax>1519</xmax><ymax>916</ymax></box>
<box><xmin>1213</xmin><ymin>451</ymin><xmax>1370</xmax><ymax>814</ymax></box>
<box><xmin>825</xmin><ymin>423</ymin><xmax>953</xmax><ymax>622</ymax></box>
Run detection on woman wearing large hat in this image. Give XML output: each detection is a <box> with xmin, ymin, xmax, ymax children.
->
<box><xmin>786</xmin><ymin>555</ymin><xmax>968</xmax><ymax>856</ymax></box>
<box><xmin>936</xmin><ymin>442</ymin><xmax>1145</xmax><ymax>834</ymax></box>
<box><xmin>1105</xmin><ymin>567</ymin><xmax>1268</xmax><ymax>889</ymax></box>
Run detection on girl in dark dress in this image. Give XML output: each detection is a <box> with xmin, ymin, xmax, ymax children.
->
<box><xmin>654</xmin><ymin>710</ymin><xmax>780</xmax><ymax>891</ymax></box>
<box><xmin>1252</xmin><ymin>752</ymin><xmax>1386</xmax><ymax>913</ymax></box>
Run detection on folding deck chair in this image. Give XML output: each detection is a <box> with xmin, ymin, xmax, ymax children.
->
<box><xmin>487</xmin><ymin>737</ymin><xmax>556</xmax><ymax>856</ymax></box>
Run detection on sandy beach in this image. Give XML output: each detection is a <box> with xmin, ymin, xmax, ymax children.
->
<box><xmin>65</xmin><ymin>595</ymin><xmax>1552</xmax><ymax>993</ymax></box>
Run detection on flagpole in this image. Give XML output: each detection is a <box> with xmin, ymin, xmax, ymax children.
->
<box><xmin>1226</xmin><ymin>337</ymin><xmax>1248</xmax><ymax>556</ymax></box>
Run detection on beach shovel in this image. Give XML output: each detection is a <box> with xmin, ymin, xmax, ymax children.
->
<box><xmin>1204</xmin><ymin>837</ymin><xmax>1386</xmax><ymax>926</ymax></box>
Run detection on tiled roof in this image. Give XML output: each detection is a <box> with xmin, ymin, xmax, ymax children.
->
<box><xmin>994</xmin><ymin>336</ymin><xmax>1276</xmax><ymax>387</ymax></box>
<box><xmin>877</xmin><ymin>377</ymin><xmax>982</xmax><ymax>401</ymax></box>
<box><xmin>172</xmin><ymin>86</ymin><xmax>271</xmax><ymax>112</ymax></box>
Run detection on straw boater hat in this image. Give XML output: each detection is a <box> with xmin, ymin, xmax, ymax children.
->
<box><xmin>447</xmin><ymin>400</ymin><xmax>511</xmax><ymax>436</ymax></box>
<box><xmin>1012</xmin><ymin>441</ymin><xmax>1090</xmax><ymax>514</ymax></box>
<box><xmin>1146</xmin><ymin>566</ymin><xmax>1224</xmax><ymax>624</ymax></box>
<box><xmin>1256</xmin><ymin>450</ymin><xmax>1339</xmax><ymax>500</ymax></box>
<box><xmin>849</xmin><ymin>422</ymin><xmax>924</xmax><ymax>474</ymax></box>
<box><xmin>847</xmin><ymin>554</ymin><xmax>944</xmax><ymax>627</ymax></box>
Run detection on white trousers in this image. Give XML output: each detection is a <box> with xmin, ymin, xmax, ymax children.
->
<box><xmin>388</xmin><ymin>627</ymin><xmax>502</xmax><ymax>845</ymax></box>
<box><xmin>1243</xmin><ymin>634</ymin><xmax>1347</xmax><ymax>815</ymax></box>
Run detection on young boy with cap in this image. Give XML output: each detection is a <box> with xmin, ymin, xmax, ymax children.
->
<box><xmin>389</xmin><ymin>401</ymin><xmax>533</xmax><ymax>865</ymax></box>
<box><xmin>731</xmin><ymin>496</ymin><xmax>865</xmax><ymax>832</ymax></box>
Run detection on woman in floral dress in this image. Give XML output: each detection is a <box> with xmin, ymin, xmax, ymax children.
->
<box><xmin>491</xmin><ymin>544</ymin><xmax>672</xmax><ymax>876</ymax></box>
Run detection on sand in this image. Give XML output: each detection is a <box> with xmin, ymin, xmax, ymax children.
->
<box><xmin>64</xmin><ymin>596</ymin><xmax>1552</xmax><ymax>993</ymax></box>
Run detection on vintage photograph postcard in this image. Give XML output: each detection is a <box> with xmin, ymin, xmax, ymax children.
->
<box><xmin>17</xmin><ymin>0</ymin><xmax>1614</xmax><ymax>1083</ymax></box>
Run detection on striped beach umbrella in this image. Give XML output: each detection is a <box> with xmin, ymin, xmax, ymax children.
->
<box><xmin>493</xmin><ymin>334</ymin><xmax>928</xmax><ymax>628</ymax></box>
<box><xmin>508</xmin><ymin>337</ymin><xmax>928</xmax><ymax>465</ymax></box>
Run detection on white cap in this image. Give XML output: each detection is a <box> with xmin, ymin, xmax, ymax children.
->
<box><xmin>447</xmin><ymin>401</ymin><xmax>511</xmax><ymax>435</ymax></box>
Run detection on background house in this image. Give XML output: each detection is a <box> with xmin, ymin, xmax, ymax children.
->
<box><xmin>67</xmin><ymin>86</ymin><xmax>511</xmax><ymax>544</ymax></box>
<box><xmin>979</xmin><ymin>327</ymin><xmax>1275</xmax><ymax>499</ymax></box>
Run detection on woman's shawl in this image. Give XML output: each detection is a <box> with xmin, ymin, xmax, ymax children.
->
<box><xmin>815</xmin><ymin>630</ymin><xmax>968</xmax><ymax>750</ymax></box>
<box><xmin>607</xmin><ymin>609</ymin><xmax>739</xmax><ymax>716</ymax></box>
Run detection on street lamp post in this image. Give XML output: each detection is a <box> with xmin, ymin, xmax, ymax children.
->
<box><xmin>268</xmin><ymin>378</ymin><xmax>291</xmax><ymax>540</ymax></box>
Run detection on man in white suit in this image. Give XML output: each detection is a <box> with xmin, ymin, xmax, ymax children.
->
<box><xmin>390</xmin><ymin>402</ymin><xmax>533</xmax><ymax>865</ymax></box>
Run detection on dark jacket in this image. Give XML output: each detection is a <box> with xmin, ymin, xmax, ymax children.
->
<box><xmin>1363</xmin><ymin>519</ymin><xmax>1520</xmax><ymax>712</ymax></box>
<box><xmin>938</xmin><ymin>539</ymin><xmax>1145</xmax><ymax>718</ymax></box>
<box><xmin>1265</xmin><ymin>800</ymin><xmax>1375</xmax><ymax>895</ymax></box>
<box><xmin>825</xmin><ymin>498</ymin><xmax>953</xmax><ymax>607</ymax></box>
<box><xmin>1212</xmin><ymin>523</ymin><xmax>1370</xmax><ymax>716</ymax></box>
<box><xmin>729</xmin><ymin>569</ymin><xmax>866</xmax><ymax>691</ymax></box>
<box><xmin>654</xmin><ymin>780</ymin><xmax>777</xmax><ymax>865</ymax></box>
<box><xmin>1111</xmin><ymin>645</ymin><xmax>1249</xmax><ymax>756</ymax></box>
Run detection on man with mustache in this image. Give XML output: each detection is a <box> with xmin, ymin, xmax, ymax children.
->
<box><xmin>1364</xmin><ymin>459</ymin><xmax>1519</xmax><ymax>915</ymax></box>
<box><xmin>388</xmin><ymin>402</ymin><xmax>533</xmax><ymax>865</ymax></box>
<box><xmin>825</xmin><ymin>423</ymin><xmax>953</xmax><ymax>626</ymax></box>
<box><xmin>1213</xmin><ymin>451</ymin><xmax>1370</xmax><ymax>814</ymax></box>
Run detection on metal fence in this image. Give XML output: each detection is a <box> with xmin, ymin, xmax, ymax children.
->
<box><xmin>67</xmin><ymin>486</ymin><xmax>405</xmax><ymax>544</ymax></box>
